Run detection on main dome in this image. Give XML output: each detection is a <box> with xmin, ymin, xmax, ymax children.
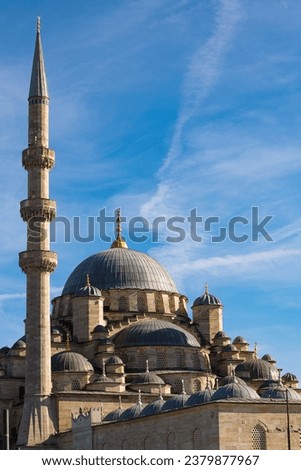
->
<box><xmin>62</xmin><ymin>248</ymin><xmax>178</xmax><ymax>295</ymax></box>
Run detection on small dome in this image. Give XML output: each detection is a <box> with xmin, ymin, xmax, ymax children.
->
<box><xmin>193</xmin><ymin>286</ymin><xmax>221</xmax><ymax>307</ymax></box>
<box><xmin>0</xmin><ymin>347</ymin><xmax>9</xmax><ymax>356</ymax></box>
<box><xmin>219</xmin><ymin>375</ymin><xmax>246</xmax><ymax>386</ymax></box>
<box><xmin>103</xmin><ymin>406</ymin><xmax>124</xmax><ymax>422</ymax></box>
<box><xmin>119</xmin><ymin>400</ymin><xmax>145</xmax><ymax>420</ymax></box>
<box><xmin>223</xmin><ymin>344</ymin><xmax>238</xmax><ymax>352</ymax></box>
<box><xmin>214</xmin><ymin>331</ymin><xmax>230</xmax><ymax>340</ymax></box>
<box><xmin>51</xmin><ymin>328</ymin><xmax>61</xmax><ymax>335</ymax></box>
<box><xmin>94</xmin><ymin>374</ymin><xmax>112</xmax><ymax>383</ymax></box>
<box><xmin>211</xmin><ymin>378</ymin><xmax>260</xmax><ymax>401</ymax></box>
<box><xmin>93</xmin><ymin>325</ymin><xmax>107</xmax><ymax>334</ymax></box>
<box><xmin>185</xmin><ymin>388</ymin><xmax>213</xmax><ymax>406</ymax></box>
<box><xmin>161</xmin><ymin>392</ymin><xmax>190</xmax><ymax>411</ymax></box>
<box><xmin>235</xmin><ymin>358</ymin><xmax>278</xmax><ymax>381</ymax></box>
<box><xmin>106</xmin><ymin>355</ymin><xmax>123</xmax><ymax>365</ymax></box>
<box><xmin>74</xmin><ymin>280</ymin><xmax>102</xmax><ymax>298</ymax></box>
<box><xmin>11</xmin><ymin>336</ymin><xmax>26</xmax><ymax>348</ymax></box>
<box><xmin>261</xmin><ymin>354</ymin><xmax>276</xmax><ymax>363</ymax></box>
<box><xmin>12</xmin><ymin>339</ymin><xmax>26</xmax><ymax>349</ymax></box>
<box><xmin>114</xmin><ymin>319</ymin><xmax>200</xmax><ymax>348</ymax></box>
<box><xmin>140</xmin><ymin>397</ymin><xmax>165</xmax><ymax>417</ymax></box>
<box><xmin>282</xmin><ymin>372</ymin><xmax>298</xmax><ymax>382</ymax></box>
<box><xmin>233</xmin><ymin>336</ymin><xmax>248</xmax><ymax>344</ymax></box>
<box><xmin>51</xmin><ymin>351</ymin><xmax>94</xmax><ymax>372</ymax></box>
<box><xmin>261</xmin><ymin>385</ymin><xmax>301</xmax><ymax>400</ymax></box>
<box><xmin>131</xmin><ymin>371</ymin><xmax>165</xmax><ymax>385</ymax></box>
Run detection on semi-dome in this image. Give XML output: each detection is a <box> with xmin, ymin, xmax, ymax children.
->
<box><xmin>114</xmin><ymin>319</ymin><xmax>200</xmax><ymax>348</ymax></box>
<box><xmin>51</xmin><ymin>351</ymin><xmax>94</xmax><ymax>372</ymax></box>
<box><xmin>119</xmin><ymin>400</ymin><xmax>145</xmax><ymax>420</ymax></box>
<box><xmin>62</xmin><ymin>248</ymin><xmax>178</xmax><ymax>295</ymax></box>
<box><xmin>235</xmin><ymin>358</ymin><xmax>278</xmax><ymax>381</ymax></box>
<box><xmin>103</xmin><ymin>406</ymin><xmax>124</xmax><ymax>422</ymax></box>
<box><xmin>211</xmin><ymin>377</ymin><xmax>260</xmax><ymax>401</ymax></box>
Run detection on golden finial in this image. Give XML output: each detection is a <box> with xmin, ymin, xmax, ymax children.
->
<box><xmin>110</xmin><ymin>208</ymin><xmax>128</xmax><ymax>248</ymax></box>
<box><xmin>66</xmin><ymin>333</ymin><xmax>71</xmax><ymax>352</ymax></box>
<box><xmin>37</xmin><ymin>17</ymin><xmax>41</xmax><ymax>33</ymax></box>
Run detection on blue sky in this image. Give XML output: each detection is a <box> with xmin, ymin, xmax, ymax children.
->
<box><xmin>1</xmin><ymin>0</ymin><xmax>301</xmax><ymax>380</ymax></box>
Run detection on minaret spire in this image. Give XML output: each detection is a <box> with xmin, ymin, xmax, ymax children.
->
<box><xmin>17</xmin><ymin>19</ymin><xmax>57</xmax><ymax>448</ymax></box>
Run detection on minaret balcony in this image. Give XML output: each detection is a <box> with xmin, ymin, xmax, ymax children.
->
<box><xmin>19</xmin><ymin>250</ymin><xmax>58</xmax><ymax>273</ymax></box>
<box><xmin>22</xmin><ymin>147</ymin><xmax>55</xmax><ymax>170</ymax></box>
<box><xmin>20</xmin><ymin>198</ymin><xmax>56</xmax><ymax>222</ymax></box>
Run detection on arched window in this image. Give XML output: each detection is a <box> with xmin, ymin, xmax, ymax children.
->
<box><xmin>193</xmin><ymin>428</ymin><xmax>202</xmax><ymax>449</ymax></box>
<box><xmin>119</xmin><ymin>296</ymin><xmax>128</xmax><ymax>312</ymax></box>
<box><xmin>19</xmin><ymin>385</ymin><xmax>25</xmax><ymax>401</ymax></box>
<box><xmin>192</xmin><ymin>379</ymin><xmax>201</xmax><ymax>392</ymax></box>
<box><xmin>252</xmin><ymin>424</ymin><xmax>266</xmax><ymax>450</ymax></box>
<box><xmin>155</xmin><ymin>293</ymin><xmax>163</xmax><ymax>313</ymax></box>
<box><xmin>167</xmin><ymin>432</ymin><xmax>175</xmax><ymax>450</ymax></box>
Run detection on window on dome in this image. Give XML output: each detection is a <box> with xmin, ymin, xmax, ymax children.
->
<box><xmin>172</xmin><ymin>378</ymin><xmax>183</xmax><ymax>394</ymax></box>
<box><xmin>251</xmin><ymin>424</ymin><xmax>266</xmax><ymax>450</ymax></box>
<box><xmin>155</xmin><ymin>293</ymin><xmax>163</xmax><ymax>313</ymax></box>
<box><xmin>157</xmin><ymin>350</ymin><xmax>166</xmax><ymax>369</ymax></box>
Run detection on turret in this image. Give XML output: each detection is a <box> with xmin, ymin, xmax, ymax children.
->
<box><xmin>192</xmin><ymin>284</ymin><xmax>223</xmax><ymax>343</ymax></box>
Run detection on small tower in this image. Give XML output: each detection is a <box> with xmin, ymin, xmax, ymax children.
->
<box><xmin>192</xmin><ymin>283</ymin><xmax>223</xmax><ymax>343</ymax></box>
<box><xmin>72</xmin><ymin>274</ymin><xmax>106</xmax><ymax>342</ymax></box>
<box><xmin>17</xmin><ymin>18</ymin><xmax>57</xmax><ymax>447</ymax></box>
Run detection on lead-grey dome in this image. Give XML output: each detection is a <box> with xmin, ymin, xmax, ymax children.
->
<box><xmin>51</xmin><ymin>351</ymin><xmax>94</xmax><ymax>372</ymax></box>
<box><xmin>211</xmin><ymin>377</ymin><xmax>260</xmax><ymax>401</ymax></box>
<box><xmin>114</xmin><ymin>319</ymin><xmax>200</xmax><ymax>348</ymax></box>
<box><xmin>62</xmin><ymin>248</ymin><xmax>178</xmax><ymax>295</ymax></box>
<box><xmin>185</xmin><ymin>388</ymin><xmax>213</xmax><ymax>406</ymax></box>
<box><xmin>235</xmin><ymin>358</ymin><xmax>278</xmax><ymax>381</ymax></box>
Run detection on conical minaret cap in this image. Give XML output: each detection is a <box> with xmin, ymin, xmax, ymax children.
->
<box><xmin>29</xmin><ymin>17</ymin><xmax>49</xmax><ymax>98</ymax></box>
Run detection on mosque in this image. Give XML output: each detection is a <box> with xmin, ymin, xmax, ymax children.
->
<box><xmin>0</xmin><ymin>20</ymin><xmax>301</xmax><ymax>451</ymax></box>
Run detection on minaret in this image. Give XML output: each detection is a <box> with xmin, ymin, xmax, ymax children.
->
<box><xmin>17</xmin><ymin>18</ymin><xmax>57</xmax><ymax>447</ymax></box>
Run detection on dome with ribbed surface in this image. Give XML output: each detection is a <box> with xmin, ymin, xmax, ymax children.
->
<box><xmin>140</xmin><ymin>397</ymin><xmax>165</xmax><ymax>416</ymax></box>
<box><xmin>261</xmin><ymin>384</ymin><xmax>301</xmax><ymax>400</ymax></box>
<box><xmin>51</xmin><ymin>351</ymin><xmax>94</xmax><ymax>372</ymax></box>
<box><xmin>131</xmin><ymin>371</ymin><xmax>165</xmax><ymax>384</ymax></box>
<box><xmin>282</xmin><ymin>372</ymin><xmax>298</xmax><ymax>382</ymax></box>
<box><xmin>103</xmin><ymin>406</ymin><xmax>124</xmax><ymax>422</ymax></box>
<box><xmin>62</xmin><ymin>248</ymin><xmax>178</xmax><ymax>295</ymax></box>
<box><xmin>114</xmin><ymin>319</ymin><xmax>200</xmax><ymax>348</ymax></box>
<box><xmin>161</xmin><ymin>392</ymin><xmax>190</xmax><ymax>411</ymax></box>
<box><xmin>193</xmin><ymin>289</ymin><xmax>221</xmax><ymax>307</ymax></box>
<box><xmin>119</xmin><ymin>401</ymin><xmax>145</xmax><ymax>420</ymax></box>
<box><xmin>211</xmin><ymin>377</ymin><xmax>260</xmax><ymax>401</ymax></box>
<box><xmin>235</xmin><ymin>358</ymin><xmax>278</xmax><ymax>381</ymax></box>
<box><xmin>185</xmin><ymin>388</ymin><xmax>214</xmax><ymax>406</ymax></box>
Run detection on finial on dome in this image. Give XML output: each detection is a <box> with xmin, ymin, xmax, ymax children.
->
<box><xmin>37</xmin><ymin>16</ymin><xmax>41</xmax><ymax>33</ymax></box>
<box><xmin>138</xmin><ymin>389</ymin><xmax>142</xmax><ymax>405</ymax></box>
<box><xmin>118</xmin><ymin>395</ymin><xmax>122</xmax><ymax>409</ymax></box>
<box><xmin>145</xmin><ymin>359</ymin><xmax>149</xmax><ymax>373</ymax></box>
<box><xmin>158</xmin><ymin>384</ymin><xmax>163</xmax><ymax>400</ymax></box>
<box><xmin>66</xmin><ymin>333</ymin><xmax>71</xmax><ymax>352</ymax></box>
<box><xmin>254</xmin><ymin>342</ymin><xmax>258</xmax><ymax>358</ymax></box>
<box><xmin>205</xmin><ymin>282</ymin><xmax>209</xmax><ymax>294</ymax></box>
<box><xmin>102</xmin><ymin>359</ymin><xmax>107</xmax><ymax>377</ymax></box>
<box><xmin>86</xmin><ymin>274</ymin><xmax>91</xmax><ymax>287</ymax></box>
<box><xmin>110</xmin><ymin>208</ymin><xmax>128</xmax><ymax>249</ymax></box>
<box><xmin>181</xmin><ymin>379</ymin><xmax>186</xmax><ymax>395</ymax></box>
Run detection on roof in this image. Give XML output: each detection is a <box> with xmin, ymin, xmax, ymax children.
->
<box><xmin>114</xmin><ymin>318</ymin><xmax>200</xmax><ymax>348</ymax></box>
<box><xmin>235</xmin><ymin>358</ymin><xmax>278</xmax><ymax>381</ymax></box>
<box><xmin>29</xmin><ymin>18</ymin><xmax>48</xmax><ymax>98</ymax></box>
<box><xmin>131</xmin><ymin>371</ymin><xmax>165</xmax><ymax>385</ymax></box>
<box><xmin>161</xmin><ymin>392</ymin><xmax>190</xmax><ymax>411</ymax></box>
<box><xmin>211</xmin><ymin>377</ymin><xmax>260</xmax><ymax>401</ymax></box>
<box><xmin>51</xmin><ymin>351</ymin><xmax>94</xmax><ymax>372</ymax></box>
<box><xmin>193</xmin><ymin>288</ymin><xmax>221</xmax><ymax>307</ymax></box>
<box><xmin>62</xmin><ymin>248</ymin><xmax>178</xmax><ymax>295</ymax></box>
<box><xmin>185</xmin><ymin>388</ymin><xmax>214</xmax><ymax>406</ymax></box>
<box><xmin>140</xmin><ymin>397</ymin><xmax>165</xmax><ymax>416</ymax></box>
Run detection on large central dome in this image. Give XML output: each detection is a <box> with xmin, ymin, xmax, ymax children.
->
<box><xmin>62</xmin><ymin>248</ymin><xmax>178</xmax><ymax>295</ymax></box>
